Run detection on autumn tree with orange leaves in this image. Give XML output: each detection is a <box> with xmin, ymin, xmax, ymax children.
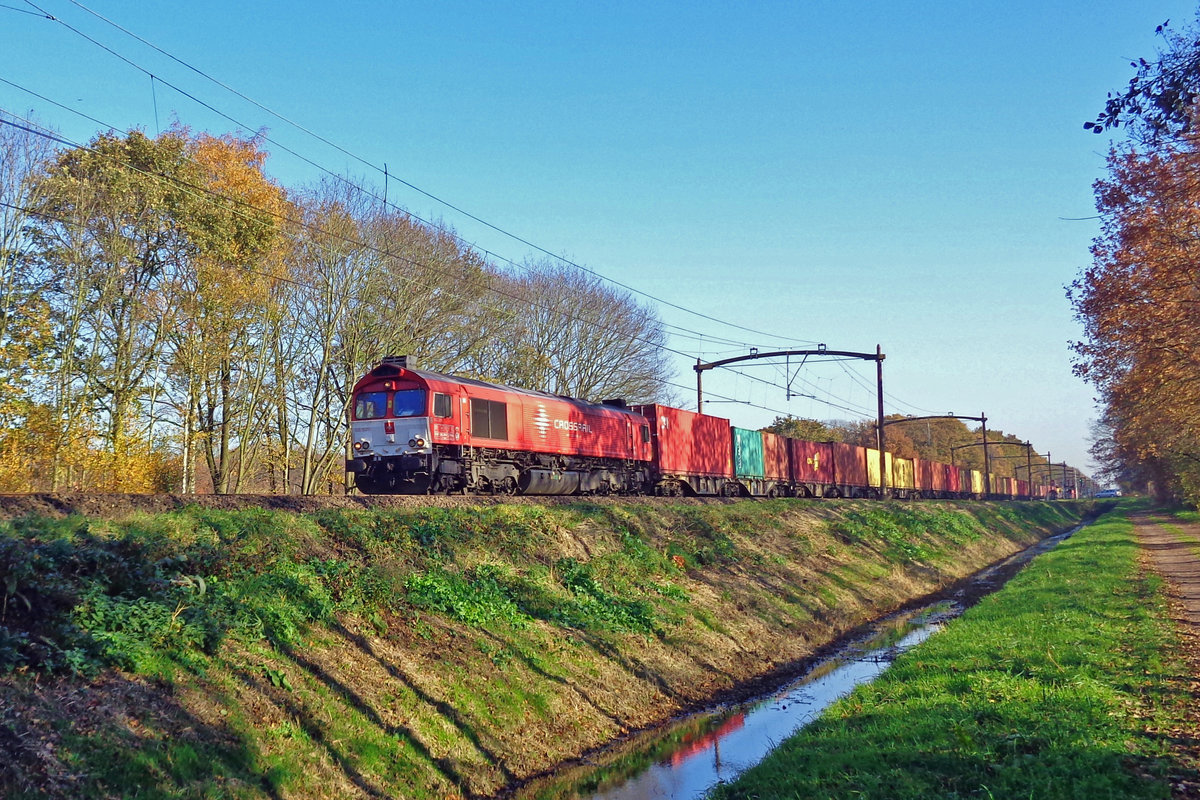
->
<box><xmin>1070</xmin><ymin>129</ymin><xmax>1200</xmax><ymax>501</ymax></box>
<box><xmin>1073</xmin><ymin>19</ymin><xmax>1200</xmax><ymax>502</ymax></box>
<box><xmin>166</xmin><ymin>131</ymin><xmax>290</xmax><ymax>494</ymax></box>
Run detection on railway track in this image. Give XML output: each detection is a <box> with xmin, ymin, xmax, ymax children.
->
<box><xmin>0</xmin><ymin>491</ymin><xmax>749</xmax><ymax>520</ymax></box>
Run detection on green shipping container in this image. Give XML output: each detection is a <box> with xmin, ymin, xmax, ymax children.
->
<box><xmin>732</xmin><ymin>427</ymin><xmax>765</xmax><ymax>479</ymax></box>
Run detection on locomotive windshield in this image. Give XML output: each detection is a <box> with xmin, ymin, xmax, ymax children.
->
<box><xmin>392</xmin><ymin>389</ymin><xmax>427</xmax><ymax>417</ymax></box>
<box><xmin>355</xmin><ymin>391</ymin><xmax>388</xmax><ymax>420</ymax></box>
<box><xmin>354</xmin><ymin>388</ymin><xmax>428</xmax><ymax>419</ymax></box>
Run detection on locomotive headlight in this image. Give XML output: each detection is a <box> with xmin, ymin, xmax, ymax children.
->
<box><xmin>408</xmin><ymin>437</ymin><xmax>426</xmax><ymax>448</ymax></box>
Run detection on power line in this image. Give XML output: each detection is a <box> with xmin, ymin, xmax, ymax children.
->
<box><xmin>0</xmin><ymin>72</ymin><xmax>763</xmax><ymax>356</ymax></box>
<box><xmin>5</xmin><ymin>113</ymin><xmax>849</xmax><ymax>423</ymax></box>
<box><xmin>1</xmin><ymin>2</ymin><xmax>46</xmax><ymax>15</ymax></box>
<box><xmin>18</xmin><ymin>0</ymin><xmax>814</xmax><ymax>350</ymax></box>
<box><xmin>0</xmin><ymin>60</ymin><xmax>852</xmax><ymax>419</ymax></box>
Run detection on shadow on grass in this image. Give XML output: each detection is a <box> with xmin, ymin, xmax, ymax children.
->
<box><xmin>329</xmin><ymin>620</ymin><xmax>517</xmax><ymax>790</ymax></box>
<box><xmin>0</xmin><ymin>671</ymin><xmax>282</xmax><ymax>800</ymax></box>
<box><xmin>477</xmin><ymin>628</ymin><xmax>629</xmax><ymax>730</ymax></box>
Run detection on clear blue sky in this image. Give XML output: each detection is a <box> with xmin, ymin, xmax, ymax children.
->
<box><xmin>3</xmin><ymin>0</ymin><xmax>1194</xmax><ymax>475</ymax></box>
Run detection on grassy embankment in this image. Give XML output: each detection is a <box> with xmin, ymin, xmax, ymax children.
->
<box><xmin>0</xmin><ymin>499</ymin><xmax>1084</xmax><ymax>799</ymax></box>
<box><xmin>710</xmin><ymin>501</ymin><xmax>1196</xmax><ymax>800</ymax></box>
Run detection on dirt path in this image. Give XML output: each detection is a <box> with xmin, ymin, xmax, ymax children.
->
<box><xmin>1134</xmin><ymin>512</ymin><xmax>1200</xmax><ymax>799</ymax></box>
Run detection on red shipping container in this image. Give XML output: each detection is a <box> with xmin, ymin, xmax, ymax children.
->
<box><xmin>761</xmin><ymin>430</ymin><xmax>790</xmax><ymax>482</ymax></box>
<box><xmin>790</xmin><ymin>440</ymin><xmax>834</xmax><ymax>485</ymax></box>
<box><xmin>945</xmin><ymin>464</ymin><xmax>961</xmax><ymax>493</ymax></box>
<box><xmin>831</xmin><ymin>442</ymin><xmax>869</xmax><ymax>489</ymax></box>
<box><xmin>632</xmin><ymin>404</ymin><xmax>733</xmax><ymax>478</ymax></box>
<box><xmin>930</xmin><ymin>459</ymin><xmax>949</xmax><ymax>492</ymax></box>
<box><xmin>916</xmin><ymin>458</ymin><xmax>949</xmax><ymax>493</ymax></box>
<box><xmin>915</xmin><ymin>458</ymin><xmax>933</xmax><ymax>492</ymax></box>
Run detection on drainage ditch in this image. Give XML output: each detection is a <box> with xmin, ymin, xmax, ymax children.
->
<box><xmin>504</xmin><ymin>526</ymin><xmax>1079</xmax><ymax>800</ymax></box>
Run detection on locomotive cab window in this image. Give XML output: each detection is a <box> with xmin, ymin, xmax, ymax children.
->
<box><xmin>392</xmin><ymin>388</ymin><xmax>426</xmax><ymax>418</ymax></box>
<box><xmin>641</xmin><ymin>424</ymin><xmax>650</xmax><ymax>443</ymax></box>
<box><xmin>433</xmin><ymin>392</ymin><xmax>453</xmax><ymax>419</ymax></box>
<box><xmin>470</xmin><ymin>399</ymin><xmax>508</xmax><ymax>440</ymax></box>
<box><xmin>355</xmin><ymin>391</ymin><xmax>388</xmax><ymax>420</ymax></box>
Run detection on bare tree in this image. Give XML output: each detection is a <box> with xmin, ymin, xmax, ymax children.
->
<box><xmin>284</xmin><ymin>180</ymin><xmax>380</xmax><ymax>495</ymax></box>
<box><xmin>486</xmin><ymin>260</ymin><xmax>675</xmax><ymax>402</ymax></box>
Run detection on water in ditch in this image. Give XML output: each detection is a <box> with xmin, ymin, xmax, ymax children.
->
<box><xmin>508</xmin><ymin>528</ymin><xmax>1077</xmax><ymax>800</ymax></box>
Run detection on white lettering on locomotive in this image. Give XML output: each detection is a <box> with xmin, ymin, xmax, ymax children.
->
<box><xmin>554</xmin><ymin>419</ymin><xmax>592</xmax><ymax>434</ymax></box>
<box><xmin>533</xmin><ymin>403</ymin><xmax>590</xmax><ymax>436</ymax></box>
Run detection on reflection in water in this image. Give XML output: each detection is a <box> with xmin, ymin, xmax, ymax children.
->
<box><xmin>514</xmin><ymin>608</ymin><xmax>944</xmax><ymax>800</ymax></box>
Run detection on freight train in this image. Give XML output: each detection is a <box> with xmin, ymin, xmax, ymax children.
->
<box><xmin>345</xmin><ymin>357</ymin><xmax>1049</xmax><ymax>499</ymax></box>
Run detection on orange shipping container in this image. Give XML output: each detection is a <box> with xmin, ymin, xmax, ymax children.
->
<box><xmin>761</xmin><ymin>430</ymin><xmax>790</xmax><ymax>482</ymax></box>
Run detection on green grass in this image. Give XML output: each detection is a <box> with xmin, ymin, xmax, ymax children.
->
<box><xmin>709</xmin><ymin>509</ymin><xmax>1189</xmax><ymax>800</ymax></box>
<box><xmin>0</xmin><ymin>500</ymin><xmax>1087</xmax><ymax>799</ymax></box>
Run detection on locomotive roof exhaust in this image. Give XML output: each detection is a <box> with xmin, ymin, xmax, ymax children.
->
<box><xmin>382</xmin><ymin>355</ymin><xmax>416</xmax><ymax>370</ymax></box>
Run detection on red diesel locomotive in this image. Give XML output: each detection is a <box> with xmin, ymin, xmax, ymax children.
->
<box><xmin>345</xmin><ymin>357</ymin><xmax>653</xmax><ymax>495</ymax></box>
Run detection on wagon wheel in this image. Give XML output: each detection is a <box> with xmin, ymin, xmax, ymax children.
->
<box><xmin>500</xmin><ymin>476</ymin><xmax>518</xmax><ymax>495</ymax></box>
<box><xmin>433</xmin><ymin>476</ymin><xmax>460</xmax><ymax>495</ymax></box>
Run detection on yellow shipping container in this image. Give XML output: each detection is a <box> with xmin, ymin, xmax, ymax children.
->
<box><xmin>893</xmin><ymin>457</ymin><xmax>916</xmax><ymax>490</ymax></box>
<box><xmin>866</xmin><ymin>448</ymin><xmax>893</xmax><ymax>489</ymax></box>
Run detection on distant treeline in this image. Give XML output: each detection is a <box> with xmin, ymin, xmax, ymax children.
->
<box><xmin>764</xmin><ymin>415</ymin><xmax>1051</xmax><ymax>480</ymax></box>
